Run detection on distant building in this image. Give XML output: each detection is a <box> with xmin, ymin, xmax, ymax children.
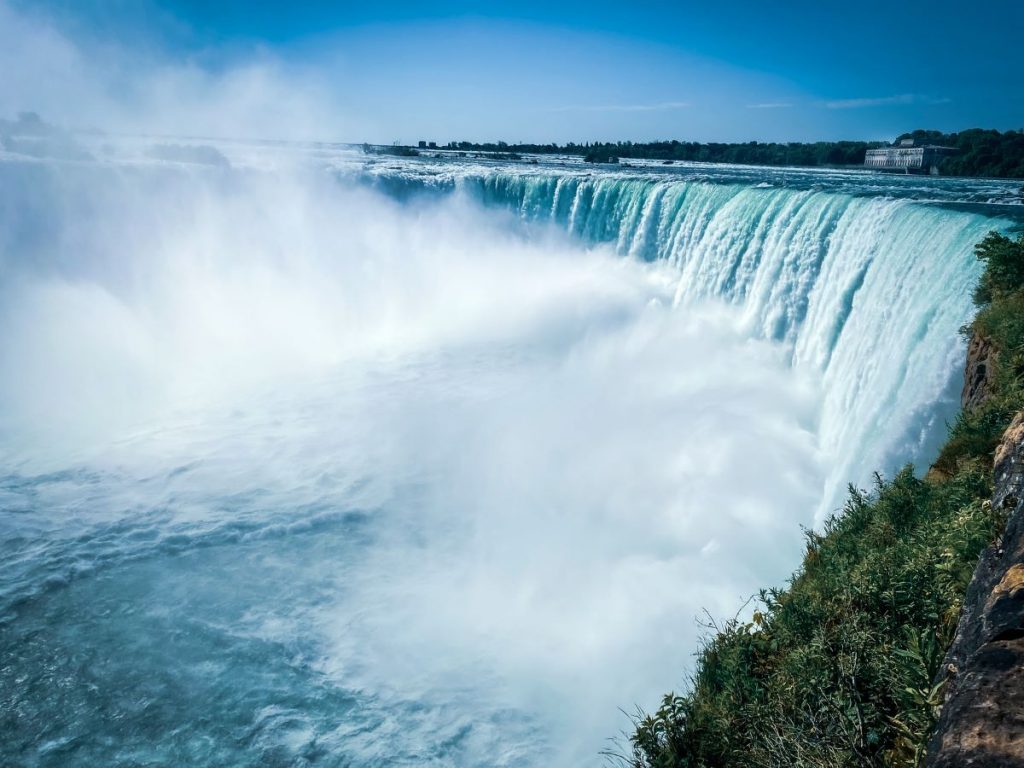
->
<box><xmin>428</xmin><ymin>141</ymin><xmax>438</xmax><ymax>149</ymax></box>
<box><xmin>864</xmin><ymin>140</ymin><xmax>957</xmax><ymax>174</ymax></box>
<box><xmin>418</xmin><ymin>140</ymin><xmax>427</xmax><ymax>148</ymax></box>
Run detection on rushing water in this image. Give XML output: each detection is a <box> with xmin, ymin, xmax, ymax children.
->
<box><xmin>1</xmin><ymin>140</ymin><xmax>1021</xmax><ymax>767</ymax></box>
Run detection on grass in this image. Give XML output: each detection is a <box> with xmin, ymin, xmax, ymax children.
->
<box><xmin>629</xmin><ymin>232</ymin><xmax>1024</xmax><ymax>768</ymax></box>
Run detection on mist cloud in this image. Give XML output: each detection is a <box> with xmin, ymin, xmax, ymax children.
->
<box><xmin>0</xmin><ymin>5</ymin><xmax>826</xmax><ymax>763</ymax></box>
<box><xmin>0</xmin><ymin>128</ymin><xmax>823</xmax><ymax>763</ymax></box>
<box><xmin>0</xmin><ymin>0</ymin><xmax>344</xmax><ymax>141</ymax></box>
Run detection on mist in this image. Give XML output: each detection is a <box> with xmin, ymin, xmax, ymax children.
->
<box><xmin>0</xmin><ymin>124</ymin><xmax>829</xmax><ymax>763</ymax></box>
<box><xmin>0</xmin><ymin>1</ymin><xmax>343</xmax><ymax>141</ymax></box>
<box><xmin>0</xmin><ymin>3</ymin><xmax>991</xmax><ymax>765</ymax></box>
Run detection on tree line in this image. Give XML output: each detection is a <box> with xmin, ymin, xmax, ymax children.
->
<box><xmin>423</xmin><ymin>129</ymin><xmax>1024</xmax><ymax>178</ymax></box>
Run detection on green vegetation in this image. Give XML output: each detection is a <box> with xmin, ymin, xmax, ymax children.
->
<box><xmin>897</xmin><ymin>130</ymin><xmax>1024</xmax><ymax>179</ymax></box>
<box><xmin>934</xmin><ymin>232</ymin><xmax>1024</xmax><ymax>478</ymax></box>
<box><xmin>428</xmin><ymin>130</ymin><xmax>1024</xmax><ymax>178</ymax></box>
<box><xmin>629</xmin><ymin>231</ymin><xmax>1024</xmax><ymax>768</ymax></box>
<box><xmin>361</xmin><ymin>142</ymin><xmax>420</xmax><ymax>157</ymax></box>
<box><xmin>579</xmin><ymin>139</ymin><xmax>880</xmax><ymax>168</ymax></box>
<box><xmin>584</xmin><ymin>146</ymin><xmax>619</xmax><ymax>164</ymax></box>
<box><xmin>439</xmin><ymin>138</ymin><xmax>883</xmax><ymax>168</ymax></box>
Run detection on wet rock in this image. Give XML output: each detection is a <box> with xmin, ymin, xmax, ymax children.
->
<box><xmin>962</xmin><ymin>332</ymin><xmax>996</xmax><ymax>411</ymax></box>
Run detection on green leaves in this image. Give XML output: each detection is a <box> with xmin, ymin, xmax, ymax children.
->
<box><xmin>973</xmin><ymin>232</ymin><xmax>1024</xmax><ymax>307</ymax></box>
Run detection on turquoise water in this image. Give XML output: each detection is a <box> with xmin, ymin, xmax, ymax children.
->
<box><xmin>1</xmin><ymin>142</ymin><xmax>1021</xmax><ymax>767</ymax></box>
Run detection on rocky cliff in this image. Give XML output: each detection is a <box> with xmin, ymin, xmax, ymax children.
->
<box><xmin>962</xmin><ymin>332</ymin><xmax>997</xmax><ymax>412</ymax></box>
<box><xmin>928</xmin><ymin>335</ymin><xmax>1024</xmax><ymax>767</ymax></box>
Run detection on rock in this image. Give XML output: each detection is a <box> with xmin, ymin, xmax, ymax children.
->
<box><xmin>927</xmin><ymin>332</ymin><xmax>999</xmax><ymax>481</ymax></box>
<box><xmin>928</xmin><ymin>412</ymin><xmax>1024</xmax><ymax>767</ymax></box>
<box><xmin>994</xmin><ymin>413</ymin><xmax>1024</xmax><ymax>510</ymax></box>
<box><xmin>962</xmin><ymin>333</ymin><xmax>996</xmax><ymax>411</ymax></box>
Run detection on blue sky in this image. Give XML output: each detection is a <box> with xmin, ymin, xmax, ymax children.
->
<box><xmin>10</xmin><ymin>0</ymin><xmax>1024</xmax><ymax>143</ymax></box>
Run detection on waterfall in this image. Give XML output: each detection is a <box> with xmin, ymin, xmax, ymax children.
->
<box><xmin>361</xmin><ymin>165</ymin><xmax>1015</xmax><ymax>516</ymax></box>
<box><xmin>2</xmin><ymin>149</ymin><xmax>1020</xmax><ymax>768</ymax></box>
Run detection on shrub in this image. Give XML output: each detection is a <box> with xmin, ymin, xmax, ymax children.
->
<box><xmin>972</xmin><ymin>232</ymin><xmax>1024</xmax><ymax>307</ymax></box>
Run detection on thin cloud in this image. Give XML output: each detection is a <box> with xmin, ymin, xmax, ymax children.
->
<box><xmin>547</xmin><ymin>101</ymin><xmax>691</xmax><ymax>113</ymax></box>
<box><xmin>747</xmin><ymin>102</ymin><xmax>793</xmax><ymax>109</ymax></box>
<box><xmin>824</xmin><ymin>94</ymin><xmax>951</xmax><ymax>109</ymax></box>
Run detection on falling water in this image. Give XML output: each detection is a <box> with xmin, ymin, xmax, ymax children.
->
<box><xmin>1</xmin><ymin>144</ymin><xmax>1020</xmax><ymax>767</ymax></box>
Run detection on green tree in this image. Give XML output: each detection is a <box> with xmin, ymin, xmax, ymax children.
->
<box><xmin>972</xmin><ymin>232</ymin><xmax>1024</xmax><ymax>306</ymax></box>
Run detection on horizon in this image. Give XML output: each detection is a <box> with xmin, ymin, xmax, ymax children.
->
<box><xmin>8</xmin><ymin>105</ymin><xmax>1019</xmax><ymax>152</ymax></box>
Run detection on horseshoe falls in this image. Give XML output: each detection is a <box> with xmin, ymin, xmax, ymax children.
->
<box><xmin>364</xmin><ymin>164</ymin><xmax>1017</xmax><ymax>517</ymax></box>
<box><xmin>1</xmin><ymin>144</ymin><xmax>1021</xmax><ymax>768</ymax></box>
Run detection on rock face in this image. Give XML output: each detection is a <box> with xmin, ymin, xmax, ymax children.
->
<box><xmin>962</xmin><ymin>332</ymin><xmax>996</xmax><ymax>411</ymax></box>
<box><xmin>927</xmin><ymin>412</ymin><xmax>1024</xmax><ymax>767</ymax></box>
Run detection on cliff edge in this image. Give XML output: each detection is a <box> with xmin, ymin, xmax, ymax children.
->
<box><xmin>962</xmin><ymin>332</ymin><xmax>997</xmax><ymax>412</ymax></box>
<box><xmin>928</xmin><ymin>336</ymin><xmax>1024</xmax><ymax>767</ymax></box>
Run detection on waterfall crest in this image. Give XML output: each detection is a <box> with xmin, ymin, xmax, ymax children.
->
<box><xmin>364</xmin><ymin>165</ymin><xmax>1013</xmax><ymax>515</ymax></box>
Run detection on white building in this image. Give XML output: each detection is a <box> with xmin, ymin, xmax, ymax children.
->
<box><xmin>864</xmin><ymin>140</ymin><xmax>957</xmax><ymax>173</ymax></box>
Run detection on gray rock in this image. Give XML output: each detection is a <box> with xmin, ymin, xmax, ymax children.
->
<box><xmin>962</xmin><ymin>332</ymin><xmax>996</xmax><ymax>412</ymax></box>
<box><xmin>928</xmin><ymin>412</ymin><xmax>1024</xmax><ymax>766</ymax></box>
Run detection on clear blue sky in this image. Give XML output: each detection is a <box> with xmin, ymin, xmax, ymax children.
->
<box><xmin>10</xmin><ymin>0</ymin><xmax>1024</xmax><ymax>143</ymax></box>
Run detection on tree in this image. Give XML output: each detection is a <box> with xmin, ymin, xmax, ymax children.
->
<box><xmin>972</xmin><ymin>232</ymin><xmax>1024</xmax><ymax>306</ymax></box>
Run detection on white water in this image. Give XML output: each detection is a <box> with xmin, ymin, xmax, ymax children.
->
<box><xmin>362</xmin><ymin>162</ymin><xmax>1012</xmax><ymax>517</ymax></box>
<box><xmin>0</xmin><ymin>143</ymin><xmax>1019</xmax><ymax>767</ymax></box>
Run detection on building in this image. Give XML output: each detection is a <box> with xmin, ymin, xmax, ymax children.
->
<box><xmin>864</xmin><ymin>139</ymin><xmax>958</xmax><ymax>174</ymax></box>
